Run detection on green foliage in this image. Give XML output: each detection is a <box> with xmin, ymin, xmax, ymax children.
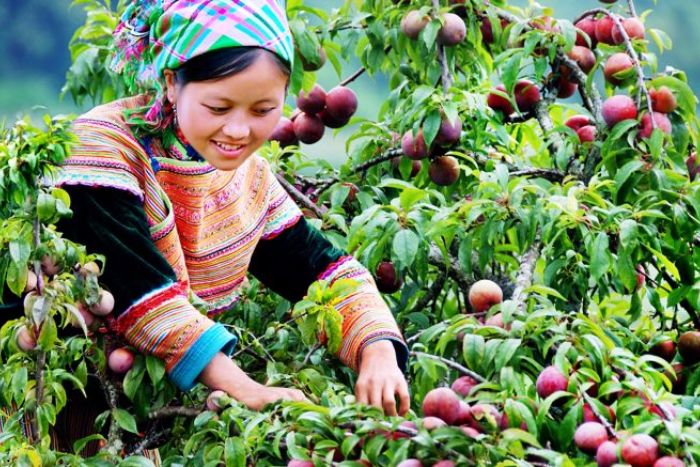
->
<box><xmin>3</xmin><ymin>0</ymin><xmax>700</xmax><ymax>465</ymax></box>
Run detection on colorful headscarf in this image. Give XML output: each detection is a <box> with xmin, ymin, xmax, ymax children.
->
<box><xmin>111</xmin><ymin>0</ymin><xmax>293</xmax><ymax>131</ymax></box>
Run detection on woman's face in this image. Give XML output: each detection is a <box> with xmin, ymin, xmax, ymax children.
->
<box><xmin>164</xmin><ymin>52</ymin><xmax>287</xmax><ymax>171</ymax></box>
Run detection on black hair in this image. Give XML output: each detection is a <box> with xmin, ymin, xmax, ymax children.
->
<box><xmin>173</xmin><ymin>46</ymin><xmax>291</xmax><ymax>85</ymax></box>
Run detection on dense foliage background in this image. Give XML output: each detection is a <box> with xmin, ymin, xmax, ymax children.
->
<box><xmin>2</xmin><ymin>0</ymin><xmax>700</xmax><ymax>466</ymax></box>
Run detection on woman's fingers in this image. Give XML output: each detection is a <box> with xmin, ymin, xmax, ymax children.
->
<box><xmin>382</xmin><ymin>382</ymin><xmax>398</xmax><ymax>416</ymax></box>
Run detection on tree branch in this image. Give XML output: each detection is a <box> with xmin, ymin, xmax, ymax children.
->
<box><xmin>428</xmin><ymin>244</ymin><xmax>472</xmax><ymax>293</ymax></box>
<box><xmin>510</xmin><ymin>242</ymin><xmax>541</xmax><ymax>314</ymax></box>
<box><xmin>148</xmin><ymin>406</ymin><xmax>202</xmax><ymax>420</ymax></box>
<box><xmin>509</xmin><ymin>168</ymin><xmax>565</xmax><ymax>182</ymax></box>
<box><xmin>432</xmin><ymin>0</ymin><xmax>452</xmax><ymax>93</ymax></box>
<box><xmin>410</xmin><ymin>350</ymin><xmax>486</xmax><ymax>383</ymax></box>
<box><xmin>627</xmin><ymin>0</ymin><xmax>637</xmax><ymax>18</ymax></box>
<box><xmin>276</xmin><ymin>173</ymin><xmax>327</xmax><ymax>219</ymax></box>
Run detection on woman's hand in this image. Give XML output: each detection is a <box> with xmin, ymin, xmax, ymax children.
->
<box><xmin>355</xmin><ymin>340</ymin><xmax>410</xmax><ymax>416</ymax></box>
<box><xmin>199</xmin><ymin>352</ymin><xmax>307</xmax><ymax>411</ymax></box>
<box><xmin>232</xmin><ymin>382</ymin><xmax>307</xmax><ymax>411</ymax></box>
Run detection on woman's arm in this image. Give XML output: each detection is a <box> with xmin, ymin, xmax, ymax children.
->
<box><xmin>250</xmin><ymin>216</ymin><xmax>410</xmax><ymax>415</ymax></box>
<box><xmin>57</xmin><ymin>185</ymin><xmax>304</xmax><ymax>409</ymax></box>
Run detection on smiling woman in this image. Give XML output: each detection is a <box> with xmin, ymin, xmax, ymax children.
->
<box><xmin>45</xmin><ymin>0</ymin><xmax>409</xmax><ymax>455</ymax></box>
<box><xmin>162</xmin><ymin>48</ymin><xmax>288</xmax><ymax>171</ymax></box>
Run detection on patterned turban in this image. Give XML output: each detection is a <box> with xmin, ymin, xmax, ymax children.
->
<box><xmin>111</xmin><ymin>0</ymin><xmax>293</xmax><ymax>130</ymax></box>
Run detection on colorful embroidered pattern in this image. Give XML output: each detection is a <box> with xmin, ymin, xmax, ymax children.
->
<box><xmin>318</xmin><ymin>256</ymin><xmax>405</xmax><ymax>371</ymax></box>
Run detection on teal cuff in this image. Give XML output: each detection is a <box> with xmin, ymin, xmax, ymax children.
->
<box><xmin>169</xmin><ymin>323</ymin><xmax>238</xmax><ymax>391</ymax></box>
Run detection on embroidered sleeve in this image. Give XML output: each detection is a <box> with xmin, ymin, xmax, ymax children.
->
<box><xmin>261</xmin><ymin>166</ymin><xmax>302</xmax><ymax>240</ymax></box>
<box><xmin>319</xmin><ymin>257</ymin><xmax>408</xmax><ymax>372</ymax></box>
<box><xmin>113</xmin><ymin>282</ymin><xmax>237</xmax><ymax>391</ymax></box>
<box><xmin>57</xmin><ymin>185</ymin><xmax>237</xmax><ymax>391</ymax></box>
<box><xmin>249</xmin><ymin>217</ymin><xmax>408</xmax><ymax>373</ymax></box>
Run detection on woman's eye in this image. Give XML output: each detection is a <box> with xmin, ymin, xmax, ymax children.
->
<box><xmin>255</xmin><ymin>108</ymin><xmax>275</xmax><ymax>116</ymax></box>
<box><xmin>206</xmin><ymin>105</ymin><xmax>228</xmax><ymax>113</ymax></box>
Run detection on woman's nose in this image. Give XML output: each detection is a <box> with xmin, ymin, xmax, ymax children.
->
<box><xmin>222</xmin><ymin>116</ymin><xmax>250</xmax><ymax>140</ymax></box>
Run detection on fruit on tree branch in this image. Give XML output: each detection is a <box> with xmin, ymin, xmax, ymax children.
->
<box><xmin>108</xmin><ymin>347</ymin><xmax>135</xmax><ymax>374</ymax></box>
<box><xmin>422</xmin><ymin>387</ymin><xmax>460</xmax><ymax>425</ymax></box>
<box><xmin>575</xmin><ymin>17</ymin><xmax>598</xmax><ymax>48</ymax></box>
<box><xmin>206</xmin><ymin>390</ymin><xmax>227</xmax><ymax>412</ymax></box>
<box><xmin>16</xmin><ymin>325</ymin><xmax>37</xmax><ymax>351</ymax></box>
<box><xmin>437</xmin><ymin>13</ymin><xmax>467</xmax><ymax>46</ymax></box>
<box><xmin>649</xmin><ymin>86</ymin><xmax>678</xmax><ymax>114</ymax></box>
<box><xmin>90</xmin><ymin>290</ymin><xmax>114</xmax><ymax>316</ymax></box>
<box><xmin>293</xmin><ymin>113</ymin><xmax>325</xmax><ymax>144</ymax></box>
<box><xmin>468</xmin><ymin>279</ymin><xmax>503</xmax><ymax>313</ymax></box>
<box><xmin>375</xmin><ymin>261</ymin><xmax>402</xmax><ymax>294</ymax></box>
<box><xmin>514</xmin><ymin>80</ymin><xmax>542</xmax><ymax>113</ymax></box>
<box><xmin>269</xmin><ymin>117</ymin><xmax>298</xmax><ymax>147</ymax></box>
<box><xmin>435</xmin><ymin>117</ymin><xmax>462</xmax><ymax>146</ymax></box>
<box><xmin>567</xmin><ymin>46</ymin><xmax>597</xmax><ymax>74</ymax></box>
<box><xmin>536</xmin><ymin>366</ymin><xmax>568</xmax><ymax>398</ymax></box>
<box><xmin>604</xmin><ymin>53</ymin><xmax>634</xmax><ymax>86</ymax></box>
<box><xmin>325</xmin><ymin>86</ymin><xmax>358</xmax><ymax>122</ymax></box>
<box><xmin>638</xmin><ymin>112</ymin><xmax>672</xmax><ymax>139</ymax></box>
<box><xmin>451</xmin><ymin>375</ymin><xmax>479</xmax><ymax>397</ymax></box>
<box><xmin>487</xmin><ymin>85</ymin><xmax>515</xmax><ymax>116</ymax></box>
<box><xmin>297</xmin><ymin>84</ymin><xmax>326</xmax><ymax>114</ymax></box>
<box><xmin>621</xmin><ymin>434</ymin><xmax>659</xmax><ymax>467</ymax></box>
<box><xmin>401</xmin><ymin>10</ymin><xmax>429</xmax><ymax>40</ymax></box>
<box><xmin>595</xmin><ymin>14</ymin><xmax>620</xmax><ymax>45</ymax></box>
<box><xmin>602</xmin><ymin>95</ymin><xmax>638</xmax><ymax>127</ymax></box>
<box><xmin>678</xmin><ymin>331</ymin><xmax>700</xmax><ymax>364</ymax></box>
<box><xmin>401</xmin><ymin>129</ymin><xmax>429</xmax><ymax>160</ymax></box>
<box><xmin>299</xmin><ymin>46</ymin><xmax>326</xmax><ymax>72</ymax></box>
<box><xmin>611</xmin><ymin>17</ymin><xmax>645</xmax><ymax>44</ymax></box>
<box><xmin>428</xmin><ymin>156</ymin><xmax>460</xmax><ymax>186</ymax></box>
<box><xmin>596</xmin><ymin>440</ymin><xmax>619</xmax><ymax>467</ymax></box>
<box><xmin>574</xmin><ymin>422</ymin><xmax>609</xmax><ymax>454</ymax></box>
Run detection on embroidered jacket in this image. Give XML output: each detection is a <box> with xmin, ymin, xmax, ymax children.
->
<box><xmin>54</xmin><ymin>96</ymin><xmax>407</xmax><ymax>390</ymax></box>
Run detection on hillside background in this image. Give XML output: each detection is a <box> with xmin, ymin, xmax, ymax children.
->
<box><xmin>1</xmin><ymin>0</ymin><xmax>696</xmax><ymax>161</ymax></box>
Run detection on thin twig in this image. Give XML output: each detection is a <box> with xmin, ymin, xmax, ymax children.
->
<box><xmin>627</xmin><ymin>0</ymin><xmax>637</xmax><ymax>18</ymax></box>
<box><xmin>581</xmin><ymin>392</ymin><xmax>617</xmax><ymax>439</ymax></box>
<box><xmin>302</xmin><ymin>343</ymin><xmax>322</xmax><ymax>366</ymax></box>
<box><xmin>410</xmin><ymin>350</ymin><xmax>486</xmax><ymax>383</ymax></box>
<box><xmin>407</xmin><ymin>270</ymin><xmax>447</xmax><ymax>318</ymax></box>
<box><xmin>339</xmin><ymin>67</ymin><xmax>367</xmax><ymax>87</ymax></box>
<box><xmin>314</xmin><ymin>148</ymin><xmax>403</xmax><ymax>195</ymax></box>
<box><xmin>276</xmin><ymin>173</ymin><xmax>327</xmax><ymax>219</ymax></box>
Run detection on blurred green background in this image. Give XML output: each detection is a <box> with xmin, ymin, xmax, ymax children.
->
<box><xmin>1</xmin><ymin>0</ymin><xmax>697</xmax><ymax>161</ymax></box>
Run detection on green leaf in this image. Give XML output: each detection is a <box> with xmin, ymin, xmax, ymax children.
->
<box><xmin>392</xmin><ymin>229</ymin><xmax>419</xmax><ymax>268</ymax></box>
<box><xmin>589</xmin><ymin>232</ymin><xmax>610</xmax><ymax>281</ymax></box>
<box><xmin>645</xmin><ymin>245</ymin><xmax>680</xmax><ymax>281</ymax></box>
<box><xmin>37</xmin><ymin>316</ymin><xmax>57</xmax><ymax>350</ymax></box>
<box><xmin>423</xmin><ymin>109</ymin><xmax>441</xmax><ymax>148</ymax></box>
<box><xmin>322</xmin><ymin>307</ymin><xmax>343</xmax><ymax>354</ymax></box>
<box><xmin>118</xmin><ymin>457</ymin><xmax>156</xmax><ymax>467</ymax></box>
<box><xmin>462</xmin><ymin>333</ymin><xmax>485</xmax><ymax>374</ymax></box>
<box><xmin>145</xmin><ymin>355</ymin><xmax>165</xmax><ymax>386</ymax></box>
<box><xmin>112</xmin><ymin>408</ymin><xmax>139</xmax><ymax>434</ymax></box>
<box><xmin>224</xmin><ymin>437</ymin><xmax>246</xmax><ymax>467</ymax></box>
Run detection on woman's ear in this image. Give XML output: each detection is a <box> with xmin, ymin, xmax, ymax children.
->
<box><xmin>163</xmin><ymin>69</ymin><xmax>177</xmax><ymax>105</ymax></box>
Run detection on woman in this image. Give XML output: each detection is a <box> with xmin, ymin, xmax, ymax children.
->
<box><xmin>53</xmin><ymin>0</ymin><xmax>409</xmax><ymax>438</ymax></box>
